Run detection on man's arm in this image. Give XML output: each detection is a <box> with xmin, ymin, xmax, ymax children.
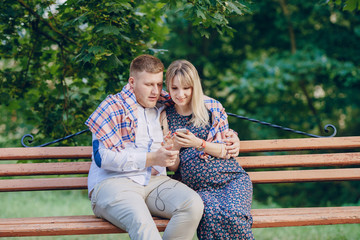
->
<box><xmin>92</xmin><ymin>134</ymin><xmax>178</xmax><ymax>172</ymax></box>
<box><xmin>92</xmin><ymin>133</ymin><xmax>147</xmax><ymax>172</ymax></box>
<box><xmin>224</xmin><ymin>130</ymin><xmax>240</xmax><ymax>158</ymax></box>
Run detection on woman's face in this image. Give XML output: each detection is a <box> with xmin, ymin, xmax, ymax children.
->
<box><xmin>169</xmin><ymin>76</ymin><xmax>193</xmax><ymax>108</ymax></box>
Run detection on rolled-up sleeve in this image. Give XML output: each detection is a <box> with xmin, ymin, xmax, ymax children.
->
<box><xmin>92</xmin><ymin>133</ymin><xmax>147</xmax><ymax>172</ymax></box>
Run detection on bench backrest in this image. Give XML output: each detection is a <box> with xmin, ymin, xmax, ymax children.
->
<box><xmin>1</xmin><ymin>136</ymin><xmax>360</xmax><ymax>192</ymax></box>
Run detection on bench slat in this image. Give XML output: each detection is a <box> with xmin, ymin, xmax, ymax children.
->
<box><xmin>0</xmin><ymin>162</ymin><xmax>90</xmax><ymax>176</ymax></box>
<box><xmin>237</xmin><ymin>152</ymin><xmax>360</xmax><ymax>168</ymax></box>
<box><xmin>250</xmin><ymin>168</ymin><xmax>360</xmax><ymax>183</ymax></box>
<box><xmin>1</xmin><ymin>168</ymin><xmax>359</xmax><ymax>191</ymax></box>
<box><xmin>239</xmin><ymin>136</ymin><xmax>360</xmax><ymax>153</ymax></box>
<box><xmin>1</xmin><ymin>137</ymin><xmax>360</xmax><ymax>160</ymax></box>
<box><xmin>2</xmin><ymin>152</ymin><xmax>359</xmax><ymax>177</ymax></box>
<box><xmin>251</xmin><ymin>206</ymin><xmax>360</xmax><ymax>228</ymax></box>
<box><xmin>0</xmin><ymin>216</ymin><xmax>169</xmax><ymax>237</ymax></box>
<box><xmin>0</xmin><ymin>147</ymin><xmax>92</xmax><ymax>160</ymax></box>
<box><xmin>0</xmin><ymin>215</ymin><xmax>166</xmax><ymax>225</ymax></box>
<box><xmin>0</xmin><ymin>221</ymin><xmax>124</xmax><ymax>237</ymax></box>
<box><xmin>1</xmin><ymin>207</ymin><xmax>359</xmax><ymax>237</ymax></box>
<box><xmin>252</xmin><ymin>206</ymin><xmax>360</xmax><ymax>216</ymax></box>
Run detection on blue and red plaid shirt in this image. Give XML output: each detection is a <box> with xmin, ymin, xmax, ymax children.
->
<box><xmin>85</xmin><ymin>83</ymin><xmax>235</xmax><ymax>154</ymax></box>
<box><xmin>204</xmin><ymin>95</ymin><xmax>235</xmax><ymax>144</ymax></box>
<box><xmin>85</xmin><ymin>83</ymin><xmax>171</xmax><ymax>151</ymax></box>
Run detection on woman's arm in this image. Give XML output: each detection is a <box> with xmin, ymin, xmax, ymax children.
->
<box><xmin>174</xmin><ymin>131</ymin><xmax>229</xmax><ymax>159</ymax></box>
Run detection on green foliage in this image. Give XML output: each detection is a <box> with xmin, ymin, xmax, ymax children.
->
<box><xmin>161</xmin><ymin>0</ymin><xmax>360</xmax><ymax>140</ymax></box>
<box><xmin>0</xmin><ymin>0</ymin><xmax>251</xmax><ymax>147</ymax></box>
<box><xmin>162</xmin><ymin>0</ymin><xmax>252</xmax><ymax>37</ymax></box>
<box><xmin>221</xmin><ymin>47</ymin><xmax>360</xmax><ymax>139</ymax></box>
<box><xmin>1</xmin><ymin>0</ymin><xmax>167</xmax><ymax>146</ymax></box>
<box><xmin>330</xmin><ymin>0</ymin><xmax>360</xmax><ymax>11</ymax></box>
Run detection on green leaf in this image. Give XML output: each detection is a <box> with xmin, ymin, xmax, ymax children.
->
<box><xmin>226</xmin><ymin>1</ymin><xmax>243</xmax><ymax>15</ymax></box>
<box><xmin>94</xmin><ymin>24</ymin><xmax>121</xmax><ymax>35</ymax></box>
<box><xmin>196</xmin><ymin>9</ymin><xmax>207</xmax><ymax>20</ymax></box>
<box><xmin>88</xmin><ymin>46</ymin><xmax>105</xmax><ymax>55</ymax></box>
<box><xmin>343</xmin><ymin>0</ymin><xmax>360</xmax><ymax>11</ymax></box>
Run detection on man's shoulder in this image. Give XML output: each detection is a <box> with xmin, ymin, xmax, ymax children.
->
<box><xmin>99</xmin><ymin>93</ymin><xmax>127</xmax><ymax>109</ymax></box>
<box><xmin>203</xmin><ymin>95</ymin><xmax>223</xmax><ymax>110</ymax></box>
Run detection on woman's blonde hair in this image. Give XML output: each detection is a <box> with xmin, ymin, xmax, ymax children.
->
<box><xmin>166</xmin><ymin>60</ymin><xmax>209</xmax><ymax>127</ymax></box>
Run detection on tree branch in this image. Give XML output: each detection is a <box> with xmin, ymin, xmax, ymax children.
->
<box><xmin>22</xmin><ymin>20</ymin><xmax>71</xmax><ymax>54</ymax></box>
<box><xmin>299</xmin><ymin>80</ymin><xmax>323</xmax><ymax>133</ymax></box>
<box><xmin>16</xmin><ymin>0</ymin><xmax>81</xmax><ymax>47</ymax></box>
<box><xmin>278</xmin><ymin>0</ymin><xmax>296</xmax><ymax>54</ymax></box>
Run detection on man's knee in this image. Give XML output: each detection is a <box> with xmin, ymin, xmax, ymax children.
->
<box><xmin>184</xmin><ymin>193</ymin><xmax>204</xmax><ymax>222</ymax></box>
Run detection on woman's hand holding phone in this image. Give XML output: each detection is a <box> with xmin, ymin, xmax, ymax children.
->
<box><xmin>174</xmin><ymin>129</ymin><xmax>202</xmax><ymax>149</ymax></box>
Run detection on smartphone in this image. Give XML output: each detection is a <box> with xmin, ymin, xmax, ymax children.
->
<box><xmin>175</xmin><ymin>128</ymin><xmax>188</xmax><ymax>133</ymax></box>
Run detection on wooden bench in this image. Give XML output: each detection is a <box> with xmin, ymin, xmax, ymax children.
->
<box><xmin>1</xmin><ymin>136</ymin><xmax>360</xmax><ymax>237</ymax></box>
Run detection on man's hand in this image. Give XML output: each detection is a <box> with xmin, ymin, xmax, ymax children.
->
<box><xmin>146</xmin><ymin>145</ymin><xmax>179</xmax><ymax>167</ymax></box>
<box><xmin>224</xmin><ymin>131</ymin><xmax>240</xmax><ymax>158</ymax></box>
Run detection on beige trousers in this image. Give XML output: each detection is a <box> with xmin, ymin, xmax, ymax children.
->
<box><xmin>91</xmin><ymin>176</ymin><xmax>204</xmax><ymax>240</ymax></box>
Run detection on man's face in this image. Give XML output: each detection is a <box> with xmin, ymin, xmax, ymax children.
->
<box><xmin>129</xmin><ymin>71</ymin><xmax>163</xmax><ymax>108</ymax></box>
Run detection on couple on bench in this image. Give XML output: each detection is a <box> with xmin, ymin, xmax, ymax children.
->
<box><xmin>86</xmin><ymin>54</ymin><xmax>254</xmax><ymax>240</ymax></box>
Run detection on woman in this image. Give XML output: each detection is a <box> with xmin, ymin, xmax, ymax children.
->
<box><xmin>161</xmin><ymin>60</ymin><xmax>254</xmax><ymax>239</ymax></box>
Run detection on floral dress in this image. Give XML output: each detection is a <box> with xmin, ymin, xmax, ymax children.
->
<box><xmin>166</xmin><ymin>105</ymin><xmax>254</xmax><ymax>240</ymax></box>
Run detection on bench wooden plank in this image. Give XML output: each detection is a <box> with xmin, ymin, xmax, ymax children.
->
<box><xmin>252</xmin><ymin>206</ymin><xmax>360</xmax><ymax>216</ymax></box>
<box><xmin>1</xmin><ymin>152</ymin><xmax>359</xmax><ymax>177</ymax></box>
<box><xmin>1</xmin><ymin>136</ymin><xmax>360</xmax><ymax>160</ymax></box>
<box><xmin>0</xmin><ymin>147</ymin><xmax>92</xmax><ymax>160</ymax></box>
<box><xmin>249</xmin><ymin>168</ymin><xmax>360</xmax><ymax>183</ymax></box>
<box><xmin>2</xmin><ymin>168</ymin><xmax>360</xmax><ymax>191</ymax></box>
<box><xmin>0</xmin><ymin>215</ymin><xmax>166</xmax><ymax>225</ymax></box>
<box><xmin>237</xmin><ymin>152</ymin><xmax>360</xmax><ymax>168</ymax></box>
<box><xmin>1</xmin><ymin>207</ymin><xmax>359</xmax><ymax>237</ymax></box>
<box><xmin>251</xmin><ymin>206</ymin><xmax>360</xmax><ymax>228</ymax></box>
<box><xmin>0</xmin><ymin>162</ymin><xmax>90</xmax><ymax>176</ymax></box>
<box><xmin>0</xmin><ymin>216</ymin><xmax>169</xmax><ymax>237</ymax></box>
<box><xmin>0</xmin><ymin>221</ymin><xmax>124</xmax><ymax>237</ymax></box>
<box><xmin>239</xmin><ymin>136</ymin><xmax>360</xmax><ymax>153</ymax></box>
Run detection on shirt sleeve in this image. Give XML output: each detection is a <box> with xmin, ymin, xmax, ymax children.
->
<box><xmin>92</xmin><ymin>133</ymin><xmax>147</xmax><ymax>172</ymax></box>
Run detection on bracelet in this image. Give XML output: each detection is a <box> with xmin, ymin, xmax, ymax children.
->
<box><xmin>196</xmin><ymin>139</ymin><xmax>206</xmax><ymax>151</ymax></box>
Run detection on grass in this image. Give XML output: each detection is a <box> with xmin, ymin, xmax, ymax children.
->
<box><xmin>1</xmin><ymin>190</ymin><xmax>359</xmax><ymax>240</ymax></box>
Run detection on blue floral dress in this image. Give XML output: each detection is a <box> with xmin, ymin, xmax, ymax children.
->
<box><xmin>166</xmin><ymin>105</ymin><xmax>254</xmax><ymax>240</ymax></box>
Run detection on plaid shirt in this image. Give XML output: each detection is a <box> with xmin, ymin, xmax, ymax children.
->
<box><xmin>85</xmin><ymin>83</ymin><xmax>171</xmax><ymax>151</ymax></box>
<box><xmin>202</xmin><ymin>95</ymin><xmax>237</xmax><ymax>159</ymax></box>
<box><xmin>204</xmin><ymin>95</ymin><xmax>234</xmax><ymax>143</ymax></box>
<box><xmin>85</xmin><ymin>83</ymin><xmax>235</xmax><ymax>154</ymax></box>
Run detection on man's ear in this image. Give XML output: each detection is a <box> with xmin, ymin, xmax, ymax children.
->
<box><xmin>128</xmin><ymin>77</ymin><xmax>135</xmax><ymax>87</ymax></box>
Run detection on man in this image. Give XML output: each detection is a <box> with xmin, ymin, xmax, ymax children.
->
<box><xmin>85</xmin><ymin>54</ymin><xmax>240</xmax><ymax>240</ymax></box>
